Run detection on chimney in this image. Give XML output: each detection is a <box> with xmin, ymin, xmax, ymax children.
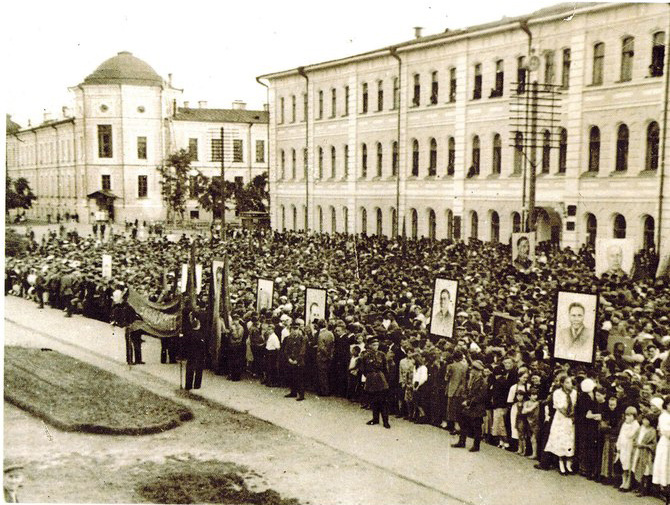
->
<box><xmin>184</xmin><ymin>101</ymin><xmax>190</xmax><ymax>108</ymax></box>
<box><xmin>62</xmin><ymin>106</ymin><xmax>71</xmax><ymax>118</ymax></box>
<box><xmin>43</xmin><ymin>111</ymin><xmax>52</xmax><ymax>123</ymax></box>
<box><xmin>168</xmin><ymin>73</ymin><xmax>173</xmax><ymax>86</ymax></box>
<box><xmin>263</xmin><ymin>103</ymin><xmax>269</xmax><ymax>112</ymax></box>
<box><xmin>198</xmin><ymin>100</ymin><xmax>207</xmax><ymax>108</ymax></box>
<box><xmin>232</xmin><ymin>100</ymin><xmax>247</xmax><ymax>110</ymax></box>
<box><xmin>414</xmin><ymin>26</ymin><xmax>423</xmax><ymax>38</ymax></box>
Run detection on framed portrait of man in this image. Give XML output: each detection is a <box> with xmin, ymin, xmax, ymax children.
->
<box><xmin>305</xmin><ymin>287</ymin><xmax>327</xmax><ymax>325</ymax></box>
<box><xmin>511</xmin><ymin>232</ymin><xmax>535</xmax><ymax>271</ymax></box>
<box><xmin>595</xmin><ymin>238</ymin><xmax>634</xmax><ymax>277</ymax></box>
<box><xmin>429</xmin><ymin>278</ymin><xmax>459</xmax><ymax>338</ymax></box>
<box><xmin>491</xmin><ymin>312</ymin><xmax>518</xmax><ymax>342</ymax></box>
<box><xmin>552</xmin><ymin>291</ymin><xmax>598</xmax><ymax>365</ymax></box>
<box><xmin>256</xmin><ymin>278</ymin><xmax>274</xmax><ymax>312</ymax></box>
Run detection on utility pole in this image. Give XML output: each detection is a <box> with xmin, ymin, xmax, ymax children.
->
<box><xmin>220</xmin><ymin>127</ymin><xmax>225</xmax><ymax>240</ymax></box>
<box><xmin>528</xmin><ymin>80</ymin><xmax>539</xmax><ymax>232</ymax></box>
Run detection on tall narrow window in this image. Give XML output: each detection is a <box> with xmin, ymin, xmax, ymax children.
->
<box><xmin>302</xmin><ymin>93</ymin><xmax>308</xmax><ymax>122</ymax></box>
<box><xmin>615</xmin><ymin>124</ymin><xmax>629</xmax><ymax>171</ymax></box>
<box><xmin>411</xmin><ymin>209</ymin><xmax>418</xmax><ymax>239</ymax></box>
<box><xmin>361</xmin><ymin>208</ymin><xmax>367</xmax><ymax>234</ymax></box>
<box><xmin>361</xmin><ymin>143</ymin><xmax>367</xmax><ymax>178</ymax></box>
<box><xmin>377</xmin><ymin>80</ymin><xmax>384</xmax><ymax>111</ymax></box>
<box><xmin>413</xmin><ymin>74</ymin><xmax>421</xmax><ymax>106</ymax></box>
<box><xmin>137</xmin><ymin>136</ymin><xmax>147</xmax><ymax>160</ymax></box>
<box><xmin>292</xmin><ymin>206</ymin><xmax>297</xmax><ymax>230</ymax></box>
<box><xmin>449</xmin><ymin>67</ymin><xmax>457</xmax><ymax>102</ymax></box>
<box><xmin>430</xmin><ymin>71</ymin><xmax>438</xmax><ymax>104</ymax></box>
<box><xmin>492</xmin><ymin>134</ymin><xmax>502</xmax><ymax>174</ymax></box>
<box><xmin>473</xmin><ymin>64</ymin><xmax>482</xmax><ymax>99</ymax></box>
<box><xmin>189</xmin><ymin>138</ymin><xmax>198</xmax><ymax>161</ymax></box>
<box><xmin>620</xmin><ymin>37</ymin><xmax>634</xmax><ymax>82</ymax></box>
<box><xmin>512</xmin><ymin>212</ymin><xmax>521</xmax><ymax>233</ymax></box>
<box><xmin>558</xmin><ymin>128</ymin><xmax>567</xmax><ymax>173</ymax></box>
<box><xmin>392</xmin><ymin>77</ymin><xmax>399</xmax><ymax>109</ymax></box>
<box><xmin>331</xmin><ymin>146</ymin><xmax>337</xmax><ymax>178</ymax></box>
<box><xmin>517</xmin><ymin>56</ymin><xmax>527</xmax><ymax>94</ymax></box>
<box><xmin>613</xmin><ymin>214</ymin><xmax>626</xmax><ymax>238</ymax></box>
<box><xmin>376</xmin><ymin>208</ymin><xmax>383</xmax><ymax>236</ymax></box>
<box><xmin>391</xmin><ymin>208</ymin><xmax>398</xmax><ymax>237</ymax></box>
<box><xmin>331</xmin><ymin>89</ymin><xmax>337</xmax><ymax>118</ymax></box>
<box><xmin>470</xmin><ymin>136</ymin><xmax>480</xmax><ymax>176</ymax></box>
<box><xmin>291</xmin><ymin>149</ymin><xmax>297</xmax><ymax>179</ymax></box>
<box><xmin>211</xmin><ymin>138</ymin><xmax>223</xmax><ymax>162</ymax></box>
<box><xmin>392</xmin><ymin>141</ymin><xmax>398</xmax><ymax>176</ymax></box>
<box><xmin>446</xmin><ymin>209</ymin><xmax>454</xmax><ymax>240</ymax></box>
<box><xmin>344</xmin><ymin>86</ymin><xmax>350</xmax><ymax>116</ymax></box>
<box><xmin>646</xmin><ymin>121</ymin><xmax>660</xmax><ymax>170</ymax></box>
<box><xmin>233</xmin><ymin>139</ymin><xmax>243</xmax><ymax>162</ymax></box>
<box><xmin>490</xmin><ymin>211</ymin><xmax>500</xmax><ymax>243</ymax></box>
<box><xmin>447</xmin><ymin>137</ymin><xmax>455</xmax><ymax>175</ymax></box>
<box><xmin>102</xmin><ymin>174</ymin><xmax>111</xmax><ymax>191</ymax></box>
<box><xmin>588</xmin><ymin>127</ymin><xmax>600</xmax><ymax>172</ymax></box>
<box><xmin>344</xmin><ymin>144</ymin><xmax>349</xmax><ymax>178</ymax></box>
<box><xmin>593</xmin><ymin>43</ymin><xmax>605</xmax><ymax>85</ymax></box>
<box><xmin>586</xmin><ymin>213</ymin><xmax>597</xmax><ymax>246</ymax></box>
<box><xmin>562</xmin><ymin>48</ymin><xmax>571</xmax><ymax>88</ymax></box>
<box><xmin>279</xmin><ymin>97</ymin><xmax>285</xmax><ymax>124</ymax></box>
<box><xmin>376</xmin><ymin>142</ymin><xmax>383</xmax><ymax>177</ymax></box>
<box><xmin>318</xmin><ymin>90</ymin><xmax>324</xmax><ymax>119</ymax></box>
<box><xmin>429</xmin><ymin>138</ymin><xmax>437</xmax><ymax>176</ymax></box>
<box><xmin>317</xmin><ymin>206</ymin><xmax>322</xmax><ymax>232</ymax></box>
<box><xmin>362</xmin><ymin>82</ymin><xmax>368</xmax><ymax>113</ymax></box>
<box><xmin>651</xmin><ymin>32</ymin><xmax>666</xmax><ymax>77</ymax></box>
<box><xmin>318</xmin><ymin>147</ymin><xmax>324</xmax><ymax>179</ymax></box>
<box><xmin>303</xmin><ymin>148</ymin><xmax>308</xmax><ymax>179</ymax></box>
<box><xmin>412</xmin><ymin>139</ymin><xmax>419</xmax><ymax>176</ymax></box>
<box><xmin>280</xmin><ymin>149</ymin><xmax>285</xmax><ymax>179</ymax></box>
<box><xmin>343</xmin><ymin>206</ymin><xmax>349</xmax><ymax>234</ymax></box>
<box><xmin>98</xmin><ymin>125</ymin><xmax>112</xmax><ymax>158</ymax></box>
<box><xmin>470</xmin><ymin>211</ymin><xmax>478</xmax><ymax>240</ymax></box>
<box><xmin>541</xmin><ymin>130</ymin><xmax>551</xmax><ymax>173</ymax></box>
<box><xmin>331</xmin><ymin>207</ymin><xmax>337</xmax><ymax>233</ymax></box>
<box><xmin>544</xmin><ymin>51</ymin><xmax>555</xmax><ymax>84</ymax></box>
<box><xmin>643</xmin><ymin>215</ymin><xmax>655</xmax><ymax>249</ymax></box>
<box><xmin>428</xmin><ymin>209</ymin><xmax>436</xmax><ymax>240</ymax></box>
<box><xmin>137</xmin><ymin>175</ymin><xmax>147</xmax><ymax>198</ymax></box>
<box><xmin>492</xmin><ymin>60</ymin><xmax>504</xmax><ymax>97</ymax></box>
<box><xmin>291</xmin><ymin>95</ymin><xmax>296</xmax><ymax>122</ymax></box>
<box><xmin>255</xmin><ymin>140</ymin><xmax>265</xmax><ymax>163</ymax></box>
<box><xmin>513</xmin><ymin>131</ymin><xmax>523</xmax><ymax>174</ymax></box>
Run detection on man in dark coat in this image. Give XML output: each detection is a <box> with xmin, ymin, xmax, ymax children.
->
<box><xmin>227</xmin><ymin>316</ymin><xmax>246</xmax><ymax>381</ymax></box>
<box><xmin>284</xmin><ymin>319</ymin><xmax>307</xmax><ymax>401</ymax></box>
<box><xmin>184</xmin><ymin>309</ymin><xmax>207</xmax><ymax>390</ymax></box>
<box><xmin>452</xmin><ymin>360</ymin><xmax>488</xmax><ymax>452</ymax></box>
<box><xmin>361</xmin><ymin>337</ymin><xmax>391</xmax><ymax>429</ymax></box>
<box><xmin>110</xmin><ymin>290</ymin><xmax>143</xmax><ymax>365</ymax></box>
<box><xmin>316</xmin><ymin>320</ymin><xmax>335</xmax><ymax>396</ymax></box>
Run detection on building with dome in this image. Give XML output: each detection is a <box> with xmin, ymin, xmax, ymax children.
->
<box><xmin>6</xmin><ymin>51</ymin><xmax>268</xmax><ymax>224</ymax></box>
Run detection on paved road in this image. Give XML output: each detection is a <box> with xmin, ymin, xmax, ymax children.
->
<box><xmin>4</xmin><ymin>295</ymin><xmax>657</xmax><ymax>505</ymax></box>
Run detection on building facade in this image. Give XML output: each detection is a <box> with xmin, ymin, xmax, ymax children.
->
<box><xmin>258</xmin><ymin>2</ymin><xmax>670</xmax><ymax>257</ymax></box>
<box><xmin>6</xmin><ymin>51</ymin><xmax>268</xmax><ymax>224</ymax></box>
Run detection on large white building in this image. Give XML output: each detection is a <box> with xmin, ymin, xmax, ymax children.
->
<box><xmin>6</xmin><ymin>51</ymin><xmax>268</xmax><ymax>224</ymax></box>
<box><xmin>258</xmin><ymin>2</ymin><xmax>670</xmax><ymax>259</ymax></box>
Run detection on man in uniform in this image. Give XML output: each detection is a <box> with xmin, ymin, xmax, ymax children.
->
<box><xmin>227</xmin><ymin>314</ymin><xmax>246</xmax><ymax>381</ymax></box>
<box><xmin>110</xmin><ymin>289</ymin><xmax>143</xmax><ymax>365</ymax></box>
<box><xmin>316</xmin><ymin>319</ymin><xmax>335</xmax><ymax>396</ymax></box>
<box><xmin>284</xmin><ymin>319</ymin><xmax>307</xmax><ymax>401</ymax></box>
<box><xmin>361</xmin><ymin>336</ymin><xmax>391</xmax><ymax>429</ymax></box>
<box><xmin>452</xmin><ymin>359</ymin><xmax>488</xmax><ymax>452</ymax></box>
<box><xmin>184</xmin><ymin>309</ymin><xmax>207</xmax><ymax>390</ymax></box>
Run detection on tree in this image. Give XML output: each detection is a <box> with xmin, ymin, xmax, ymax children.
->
<box><xmin>235</xmin><ymin>173</ymin><xmax>269</xmax><ymax>213</ymax></box>
<box><xmin>196</xmin><ymin>176</ymin><xmax>238</xmax><ymax>218</ymax></box>
<box><xmin>5</xmin><ymin>176</ymin><xmax>36</xmax><ymax>213</ymax></box>
<box><xmin>156</xmin><ymin>149</ymin><xmax>200</xmax><ymax>223</ymax></box>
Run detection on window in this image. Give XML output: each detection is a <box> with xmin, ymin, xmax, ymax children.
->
<box><xmin>318</xmin><ymin>90</ymin><xmax>324</xmax><ymax>119</ymax></box>
<box><xmin>411</xmin><ymin>209</ymin><xmax>418</xmax><ymax>239</ymax></box>
<box><xmin>427</xmin><ymin>209</ymin><xmax>436</xmax><ymax>240</ymax></box>
<box><xmin>446</xmin><ymin>209</ymin><xmax>454</xmax><ymax>240</ymax></box>
<box><xmin>137</xmin><ymin>136</ymin><xmax>147</xmax><ymax>159</ymax></box>
<box><xmin>491</xmin><ymin>60</ymin><xmax>504</xmax><ymax>97</ymax></box>
<box><xmin>280</xmin><ymin>205</ymin><xmax>286</xmax><ymax>231</ymax></box>
<box><xmin>343</xmin><ymin>206</ymin><xmax>349</xmax><ymax>234</ymax></box>
<box><xmin>588</xmin><ymin>126</ymin><xmax>600</xmax><ymax>172</ymax></box>
<box><xmin>592</xmin><ymin>43</ymin><xmax>605</xmax><ymax>85</ymax></box>
<box><xmin>470</xmin><ymin>136</ymin><xmax>480</xmax><ymax>176</ymax></box>
<box><xmin>586</xmin><ymin>213</ymin><xmax>597</xmax><ymax>246</ymax></box>
<box><xmin>377</xmin><ymin>80</ymin><xmax>384</xmax><ymax>111</ymax></box>
<box><xmin>512</xmin><ymin>212</ymin><xmax>521</xmax><ymax>233</ymax></box>
<box><xmin>562</xmin><ymin>48</ymin><xmax>571</xmax><ymax>88</ymax></box>
<box><xmin>541</xmin><ymin>130</ymin><xmax>551</xmax><ymax>173</ymax></box>
<box><xmin>392</xmin><ymin>77</ymin><xmax>399</xmax><ymax>109</ymax></box>
<box><xmin>544</xmin><ymin>51</ymin><xmax>555</xmax><ymax>84</ymax></box>
<box><xmin>392</xmin><ymin>141</ymin><xmax>398</xmax><ymax>176</ymax></box>
<box><xmin>255</xmin><ymin>140</ymin><xmax>265</xmax><ymax>163</ymax></box>
<box><xmin>449</xmin><ymin>68</ymin><xmax>457</xmax><ymax>102</ymax></box>
<box><xmin>376</xmin><ymin>142</ymin><xmax>383</xmax><ymax>177</ymax></box>
<box><xmin>189</xmin><ymin>138</ymin><xmax>198</xmax><ymax>161</ymax></box>
<box><xmin>317</xmin><ymin>206</ymin><xmax>323</xmax><ymax>232</ymax></box>
<box><xmin>101</xmin><ymin>174</ymin><xmax>111</xmax><ymax>191</ymax></box>
<box><xmin>331</xmin><ymin>207</ymin><xmax>337</xmax><ymax>233</ymax></box>
<box><xmin>391</xmin><ymin>208</ymin><xmax>398</xmax><ymax>237</ymax></box>
<box><xmin>615</xmin><ymin>124</ymin><xmax>629</xmax><ymax>171</ymax></box>
<box><xmin>291</xmin><ymin>95</ymin><xmax>296</xmax><ymax>122</ymax></box>
<box><xmin>447</xmin><ymin>137</ymin><xmax>455</xmax><ymax>176</ymax></box>
<box><xmin>331</xmin><ymin>146</ymin><xmax>337</xmax><ymax>178</ymax></box>
<box><xmin>513</xmin><ymin>131</ymin><xmax>523</xmax><ymax>174</ymax></box>
<box><xmin>613</xmin><ymin>213</ymin><xmax>626</xmax><ymax>238</ymax></box>
<box><xmin>97</xmin><ymin>125</ymin><xmax>112</xmax><ymax>158</ymax></box>
<box><xmin>558</xmin><ymin>128</ymin><xmax>567</xmax><ymax>173</ymax></box>
<box><xmin>280</xmin><ymin>149</ymin><xmax>285</xmax><ymax>179</ymax></box>
<box><xmin>651</xmin><ymin>32</ymin><xmax>666</xmax><ymax>77</ymax></box>
<box><xmin>291</xmin><ymin>149</ymin><xmax>297</xmax><ymax>179</ymax></box>
<box><xmin>211</xmin><ymin>138</ymin><xmax>222</xmax><ymax>162</ymax></box>
<box><xmin>412</xmin><ymin>139</ymin><xmax>419</xmax><ymax>176</ymax></box>
<box><xmin>189</xmin><ymin>175</ymin><xmax>199</xmax><ymax>198</ymax></box>
<box><xmin>362</xmin><ymin>82</ymin><xmax>368</xmax><ymax>113</ymax></box>
<box><xmin>470</xmin><ymin>211</ymin><xmax>478</xmax><ymax>240</ymax></box>
<box><xmin>429</xmin><ymin>138</ymin><xmax>437</xmax><ymax>176</ymax></box>
<box><xmin>361</xmin><ymin>208</ymin><xmax>367</xmax><ymax>234</ymax></box>
<box><xmin>643</xmin><ymin>215</ymin><xmax>655</xmax><ymax>249</ymax></box>
<box><xmin>490</xmin><ymin>211</ymin><xmax>500</xmax><ymax>243</ymax></box>
<box><xmin>492</xmin><ymin>134</ymin><xmax>502</xmax><ymax>174</ymax></box>
<box><xmin>137</xmin><ymin>175</ymin><xmax>148</xmax><ymax>198</ymax></box>
<box><xmin>376</xmin><ymin>208</ymin><xmax>383</xmax><ymax>236</ymax></box>
<box><xmin>233</xmin><ymin>139</ymin><xmax>243</xmax><ymax>162</ymax></box>
<box><xmin>279</xmin><ymin>97</ymin><xmax>285</xmax><ymax>124</ymax></box>
<box><xmin>318</xmin><ymin>147</ymin><xmax>324</xmax><ymax>179</ymax></box>
<box><xmin>430</xmin><ymin>71</ymin><xmax>438</xmax><ymax>104</ymax></box>
<box><xmin>413</xmin><ymin>74</ymin><xmax>420</xmax><ymax>106</ymax></box>
<box><xmin>344</xmin><ymin>144</ymin><xmax>349</xmax><ymax>178</ymax></box>
<box><xmin>344</xmin><ymin>86</ymin><xmax>350</xmax><ymax>116</ymax></box>
<box><xmin>292</xmin><ymin>206</ymin><xmax>297</xmax><ymax>230</ymax></box>
<box><xmin>331</xmin><ymin>89</ymin><xmax>337</xmax><ymax>117</ymax></box>
<box><xmin>303</xmin><ymin>148</ymin><xmax>308</xmax><ymax>179</ymax></box>
<box><xmin>646</xmin><ymin>121</ymin><xmax>660</xmax><ymax>170</ymax></box>
<box><xmin>361</xmin><ymin>144</ymin><xmax>367</xmax><ymax>178</ymax></box>
<box><xmin>473</xmin><ymin>64</ymin><xmax>482</xmax><ymax>99</ymax></box>
<box><xmin>620</xmin><ymin>37</ymin><xmax>634</xmax><ymax>82</ymax></box>
<box><xmin>303</xmin><ymin>93</ymin><xmax>308</xmax><ymax>122</ymax></box>
<box><xmin>517</xmin><ymin>56</ymin><xmax>527</xmax><ymax>94</ymax></box>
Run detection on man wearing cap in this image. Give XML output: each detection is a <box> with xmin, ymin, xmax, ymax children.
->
<box><xmin>184</xmin><ymin>310</ymin><xmax>207</xmax><ymax>390</ymax></box>
<box><xmin>284</xmin><ymin>319</ymin><xmax>307</xmax><ymax>401</ymax></box>
<box><xmin>110</xmin><ymin>289</ymin><xmax>143</xmax><ymax>365</ymax></box>
<box><xmin>453</xmin><ymin>360</ymin><xmax>488</xmax><ymax>452</ymax></box>
<box><xmin>361</xmin><ymin>337</ymin><xmax>391</xmax><ymax>429</ymax></box>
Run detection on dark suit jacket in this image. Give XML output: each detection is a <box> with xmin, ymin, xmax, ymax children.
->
<box><xmin>462</xmin><ymin>370</ymin><xmax>488</xmax><ymax>418</ymax></box>
<box><xmin>445</xmin><ymin>360</ymin><xmax>468</xmax><ymax>397</ymax></box>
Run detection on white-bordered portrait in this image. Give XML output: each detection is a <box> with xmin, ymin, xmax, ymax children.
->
<box><xmin>256</xmin><ymin>278</ymin><xmax>274</xmax><ymax>312</ymax></box>
<box><xmin>429</xmin><ymin>278</ymin><xmax>459</xmax><ymax>338</ymax></box>
<box><xmin>305</xmin><ymin>287</ymin><xmax>327</xmax><ymax>325</ymax></box>
<box><xmin>552</xmin><ymin>291</ymin><xmax>598</xmax><ymax>365</ymax></box>
<box><xmin>595</xmin><ymin>238</ymin><xmax>634</xmax><ymax>277</ymax></box>
<box><xmin>511</xmin><ymin>232</ymin><xmax>535</xmax><ymax>271</ymax></box>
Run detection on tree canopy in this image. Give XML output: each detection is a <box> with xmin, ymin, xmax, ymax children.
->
<box><xmin>6</xmin><ymin>176</ymin><xmax>36</xmax><ymax>212</ymax></box>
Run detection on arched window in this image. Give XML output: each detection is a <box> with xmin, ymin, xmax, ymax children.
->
<box><xmin>446</xmin><ymin>209</ymin><xmax>454</xmax><ymax>240</ymax></box>
<box><xmin>411</xmin><ymin>208</ymin><xmax>418</xmax><ymax>239</ymax></box>
<box><xmin>646</xmin><ymin>121</ymin><xmax>660</xmax><ymax>170</ymax></box>
<box><xmin>589</xmin><ymin>126</ymin><xmax>600</xmax><ymax>172</ymax></box>
<box><xmin>429</xmin><ymin>138</ymin><xmax>437</xmax><ymax>176</ymax></box>
<box><xmin>280</xmin><ymin>205</ymin><xmax>286</xmax><ymax>231</ymax></box>
<box><xmin>541</xmin><ymin>130</ymin><xmax>551</xmax><ymax>173</ymax></box>
<box><xmin>318</xmin><ymin>146</ymin><xmax>324</xmax><ymax>179</ymax></box>
<box><xmin>331</xmin><ymin>146</ymin><xmax>336</xmax><ymax>178</ymax></box>
<box><xmin>471</xmin><ymin>136</ymin><xmax>480</xmax><ymax>176</ymax></box>
<box><xmin>470</xmin><ymin>211</ymin><xmax>479</xmax><ymax>239</ymax></box>
<box><xmin>513</xmin><ymin>132</ymin><xmax>523</xmax><ymax>174</ymax></box>
<box><xmin>361</xmin><ymin>207</ymin><xmax>367</xmax><ymax>234</ymax></box>
<box><xmin>615</xmin><ymin>124</ymin><xmax>629</xmax><ymax>171</ymax></box>
<box><xmin>593</xmin><ymin>42</ymin><xmax>605</xmax><ymax>85</ymax></box>
<box><xmin>280</xmin><ymin>150</ymin><xmax>286</xmax><ymax>179</ymax></box>
<box><xmin>391</xmin><ymin>208</ymin><xmax>398</xmax><ymax>237</ymax></box>
<box><xmin>361</xmin><ymin>143</ymin><xmax>368</xmax><ymax>178</ymax></box>
<box><xmin>428</xmin><ymin>208</ymin><xmax>436</xmax><ymax>240</ymax></box>
<box><xmin>343</xmin><ymin>144</ymin><xmax>349</xmax><ymax>178</ymax></box>
<box><xmin>343</xmin><ymin>206</ymin><xmax>349</xmax><ymax>234</ymax></box>
<box><xmin>412</xmin><ymin>139</ymin><xmax>419</xmax><ymax>176</ymax></box>
<box><xmin>292</xmin><ymin>205</ymin><xmax>297</xmax><ymax>230</ymax></box>
<box><xmin>490</xmin><ymin>211</ymin><xmax>500</xmax><ymax>243</ymax></box>
<box><xmin>376</xmin><ymin>208</ymin><xmax>383</xmax><ymax>236</ymax></box>
<box><xmin>291</xmin><ymin>149</ymin><xmax>297</xmax><ymax>179</ymax></box>
<box><xmin>331</xmin><ymin>206</ymin><xmax>337</xmax><ymax>233</ymax></box>
<box><xmin>392</xmin><ymin>141</ymin><xmax>399</xmax><ymax>176</ymax></box>
<box><xmin>318</xmin><ymin>206</ymin><xmax>323</xmax><ymax>232</ymax></box>
<box><xmin>613</xmin><ymin>213</ymin><xmax>626</xmax><ymax>238</ymax></box>
<box><xmin>376</xmin><ymin>142</ymin><xmax>383</xmax><ymax>177</ymax></box>
<box><xmin>643</xmin><ymin>215</ymin><xmax>655</xmax><ymax>249</ymax></box>
<box><xmin>492</xmin><ymin>134</ymin><xmax>502</xmax><ymax>174</ymax></box>
<box><xmin>512</xmin><ymin>211</ymin><xmax>521</xmax><ymax>233</ymax></box>
<box><xmin>558</xmin><ymin>128</ymin><xmax>568</xmax><ymax>173</ymax></box>
<box><xmin>447</xmin><ymin>137</ymin><xmax>455</xmax><ymax>176</ymax></box>
<box><xmin>586</xmin><ymin>213</ymin><xmax>597</xmax><ymax>246</ymax></box>
<box><xmin>620</xmin><ymin>36</ymin><xmax>634</xmax><ymax>82</ymax></box>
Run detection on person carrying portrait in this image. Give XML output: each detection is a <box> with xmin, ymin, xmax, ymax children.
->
<box><xmin>452</xmin><ymin>359</ymin><xmax>488</xmax><ymax>452</ymax></box>
<box><xmin>361</xmin><ymin>336</ymin><xmax>391</xmax><ymax>429</ymax></box>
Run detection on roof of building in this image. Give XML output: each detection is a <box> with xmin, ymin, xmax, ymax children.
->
<box><xmin>258</xmin><ymin>2</ymin><xmax>603</xmax><ymax>79</ymax></box>
<box><xmin>6</xmin><ymin>114</ymin><xmax>21</xmax><ymax>134</ymax></box>
<box><xmin>173</xmin><ymin>107</ymin><xmax>269</xmax><ymax>124</ymax></box>
<box><xmin>13</xmin><ymin>117</ymin><xmax>75</xmax><ymax>135</ymax></box>
<box><xmin>82</xmin><ymin>51</ymin><xmax>163</xmax><ymax>86</ymax></box>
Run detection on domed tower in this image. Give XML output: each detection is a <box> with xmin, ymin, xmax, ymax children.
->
<box><xmin>71</xmin><ymin>51</ymin><xmax>181</xmax><ymax>223</ymax></box>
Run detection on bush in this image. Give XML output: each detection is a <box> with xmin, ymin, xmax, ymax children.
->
<box><xmin>5</xmin><ymin>228</ymin><xmax>28</xmax><ymax>257</ymax></box>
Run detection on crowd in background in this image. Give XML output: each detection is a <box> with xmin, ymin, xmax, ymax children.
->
<box><xmin>5</xmin><ymin>224</ymin><xmax>670</xmax><ymax>499</ymax></box>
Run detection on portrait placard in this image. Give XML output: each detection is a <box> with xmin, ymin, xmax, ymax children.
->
<box><xmin>491</xmin><ymin>312</ymin><xmax>518</xmax><ymax>342</ymax></box>
<box><xmin>256</xmin><ymin>278</ymin><xmax>274</xmax><ymax>312</ymax></box>
<box><xmin>552</xmin><ymin>291</ymin><xmax>598</xmax><ymax>365</ymax></box>
<box><xmin>101</xmin><ymin>254</ymin><xmax>112</xmax><ymax>278</ymax></box>
<box><xmin>511</xmin><ymin>232</ymin><xmax>535</xmax><ymax>271</ymax></box>
<box><xmin>305</xmin><ymin>287</ymin><xmax>327</xmax><ymax>325</ymax></box>
<box><xmin>429</xmin><ymin>278</ymin><xmax>459</xmax><ymax>338</ymax></box>
<box><xmin>607</xmin><ymin>334</ymin><xmax>634</xmax><ymax>357</ymax></box>
<box><xmin>595</xmin><ymin>238</ymin><xmax>634</xmax><ymax>277</ymax></box>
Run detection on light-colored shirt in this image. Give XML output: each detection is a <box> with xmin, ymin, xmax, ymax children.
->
<box><xmin>265</xmin><ymin>332</ymin><xmax>280</xmax><ymax>351</ymax></box>
<box><xmin>413</xmin><ymin>365</ymin><xmax>428</xmax><ymax>387</ymax></box>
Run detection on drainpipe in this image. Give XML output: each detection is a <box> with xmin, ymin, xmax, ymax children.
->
<box><xmin>50</xmin><ymin>124</ymin><xmax>60</xmax><ymax>213</ymax></box>
<box><xmin>32</xmin><ymin>130</ymin><xmax>40</xmax><ymax>218</ymax></box>
<box><xmin>298</xmin><ymin>66</ymin><xmax>310</xmax><ymax>231</ymax></box>
<box><xmin>247</xmin><ymin>122</ymin><xmax>254</xmax><ymax>182</ymax></box>
<box><xmin>657</xmin><ymin>5</ymin><xmax>670</xmax><ymax>256</ymax></box>
<box><xmin>256</xmin><ymin>76</ymin><xmax>271</xmax><ymax>218</ymax></box>
<box><xmin>390</xmin><ymin>47</ymin><xmax>401</xmax><ymax>239</ymax></box>
<box><xmin>77</xmin><ymin>84</ymin><xmax>91</xmax><ymax>223</ymax></box>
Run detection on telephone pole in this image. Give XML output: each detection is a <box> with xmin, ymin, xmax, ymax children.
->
<box><xmin>220</xmin><ymin>127</ymin><xmax>225</xmax><ymax>239</ymax></box>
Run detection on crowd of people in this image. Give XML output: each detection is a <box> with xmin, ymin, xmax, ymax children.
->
<box><xmin>5</xmin><ymin>223</ymin><xmax>670</xmax><ymax>499</ymax></box>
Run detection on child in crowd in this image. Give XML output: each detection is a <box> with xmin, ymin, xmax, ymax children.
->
<box><xmin>347</xmin><ymin>345</ymin><xmax>361</xmax><ymax>400</ymax></box>
<box><xmin>522</xmin><ymin>388</ymin><xmax>541</xmax><ymax>459</ymax></box>
<box><xmin>615</xmin><ymin>406</ymin><xmax>639</xmax><ymax>492</ymax></box>
<box><xmin>515</xmin><ymin>390</ymin><xmax>527</xmax><ymax>456</ymax></box>
<box><xmin>631</xmin><ymin>413</ymin><xmax>657</xmax><ymax>496</ymax></box>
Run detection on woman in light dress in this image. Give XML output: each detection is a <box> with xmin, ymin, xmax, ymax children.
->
<box><xmin>544</xmin><ymin>374</ymin><xmax>577</xmax><ymax>475</ymax></box>
<box><xmin>616</xmin><ymin>405</ymin><xmax>639</xmax><ymax>491</ymax></box>
<box><xmin>653</xmin><ymin>397</ymin><xmax>670</xmax><ymax>497</ymax></box>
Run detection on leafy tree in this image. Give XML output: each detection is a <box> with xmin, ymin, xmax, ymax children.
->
<box><xmin>5</xmin><ymin>176</ymin><xmax>36</xmax><ymax>212</ymax></box>
<box><xmin>235</xmin><ymin>173</ymin><xmax>269</xmax><ymax>213</ymax></box>
<box><xmin>196</xmin><ymin>176</ymin><xmax>238</xmax><ymax>218</ymax></box>
<box><xmin>156</xmin><ymin>149</ymin><xmax>200</xmax><ymax>223</ymax></box>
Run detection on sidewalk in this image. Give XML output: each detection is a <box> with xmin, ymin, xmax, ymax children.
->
<box><xmin>4</xmin><ymin>295</ymin><xmax>656</xmax><ymax>505</ymax></box>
